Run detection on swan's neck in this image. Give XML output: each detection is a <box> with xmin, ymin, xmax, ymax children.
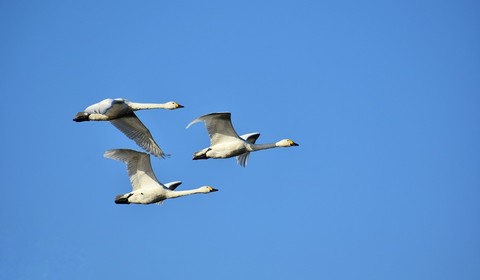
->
<box><xmin>166</xmin><ymin>188</ymin><xmax>205</xmax><ymax>199</ymax></box>
<box><xmin>251</xmin><ymin>142</ymin><xmax>278</xmax><ymax>151</ymax></box>
<box><xmin>128</xmin><ymin>102</ymin><xmax>170</xmax><ymax>110</ymax></box>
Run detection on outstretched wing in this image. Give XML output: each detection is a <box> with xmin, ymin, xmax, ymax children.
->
<box><xmin>186</xmin><ymin>112</ymin><xmax>241</xmax><ymax>146</ymax></box>
<box><xmin>236</xmin><ymin>132</ymin><xmax>261</xmax><ymax>167</ymax></box>
<box><xmin>110</xmin><ymin>112</ymin><xmax>166</xmax><ymax>158</ymax></box>
<box><xmin>104</xmin><ymin>149</ymin><xmax>163</xmax><ymax>191</ymax></box>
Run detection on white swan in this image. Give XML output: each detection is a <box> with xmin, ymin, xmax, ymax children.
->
<box><xmin>186</xmin><ymin>112</ymin><xmax>299</xmax><ymax>167</ymax></box>
<box><xmin>104</xmin><ymin>149</ymin><xmax>218</xmax><ymax>205</ymax></box>
<box><xmin>73</xmin><ymin>98</ymin><xmax>184</xmax><ymax>158</ymax></box>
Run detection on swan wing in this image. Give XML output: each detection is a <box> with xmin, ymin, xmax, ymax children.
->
<box><xmin>84</xmin><ymin>98</ymin><xmax>128</xmax><ymax>115</ymax></box>
<box><xmin>110</xmin><ymin>112</ymin><xmax>166</xmax><ymax>158</ymax></box>
<box><xmin>236</xmin><ymin>153</ymin><xmax>250</xmax><ymax>167</ymax></box>
<box><xmin>186</xmin><ymin>112</ymin><xmax>241</xmax><ymax>145</ymax></box>
<box><xmin>104</xmin><ymin>149</ymin><xmax>162</xmax><ymax>191</ymax></box>
<box><xmin>236</xmin><ymin>132</ymin><xmax>261</xmax><ymax>167</ymax></box>
<box><xmin>164</xmin><ymin>181</ymin><xmax>182</xmax><ymax>190</ymax></box>
<box><xmin>239</xmin><ymin>132</ymin><xmax>261</xmax><ymax>144</ymax></box>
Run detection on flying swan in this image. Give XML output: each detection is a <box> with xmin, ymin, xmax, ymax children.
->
<box><xmin>186</xmin><ymin>112</ymin><xmax>299</xmax><ymax>167</ymax></box>
<box><xmin>104</xmin><ymin>149</ymin><xmax>218</xmax><ymax>205</ymax></box>
<box><xmin>73</xmin><ymin>98</ymin><xmax>184</xmax><ymax>158</ymax></box>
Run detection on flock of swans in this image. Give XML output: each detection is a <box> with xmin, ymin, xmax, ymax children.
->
<box><xmin>74</xmin><ymin>98</ymin><xmax>299</xmax><ymax>205</ymax></box>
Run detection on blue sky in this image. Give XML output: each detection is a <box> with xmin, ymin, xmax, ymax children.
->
<box><xmin>1</xmin><ymin>0</ymin><xmax>479</xmax><ymax>279</ymax></box>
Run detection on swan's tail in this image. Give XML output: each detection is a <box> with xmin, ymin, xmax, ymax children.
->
<box><xmin>73</xmin><ymin>112</ymin><xmax>90</xmax><ymax>122</ymax></box>
<box><xmin>114</xmin><ymin>193</ymin><xmax>132</xmax><ymax>204</ymax></box>
<box><xmin>193</xmin><ymin>153</ymin><xmax>208</xmax><ymax>160</ymax></box>
<box><xmin>192</xmin><ymin>148</ymin><xmax>210</xmax><ymax>160</ymax></box>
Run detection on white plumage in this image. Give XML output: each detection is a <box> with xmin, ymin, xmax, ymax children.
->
<box><xmin>74</xmin><ymin>98</ymin><xmax>184</xmax><ymax>158</ymax></box>
<box><xmin>187</xmin><ymin>112</ymin><xmax>299</xmax><ymax>167</ymax></box>
<box><xmin>104</xmin><ymin>149</ymin><xmax>218</xmax><ymax>205</ymax></box>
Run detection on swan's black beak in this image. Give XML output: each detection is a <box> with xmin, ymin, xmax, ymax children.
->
<box><xmin>292</xmin><ymin>142</ymin><xmax>299</xmax><ymax>146</ymax></box>
<box><xmin>177</xmin><ymin>104</ymin><xmax>185</xmax><ymax>108</ymax></box>
<box><xmin>211</xmin><ymin>188</ymin><xmax>219</xmax><ymax>192</ymax></box>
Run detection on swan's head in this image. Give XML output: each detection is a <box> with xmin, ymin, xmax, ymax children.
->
<box><xmin>165</xmin><ymin>101</ymin><xmax>184</xmax><ymax>110</ymax></box>
<box><xmin>199</xmin><ymin>186</ymin><xmax>219</xmax><ymax>193</ymax></box>
<box><xmin>276</xmin><ymin>139</ymin><xmax>299</xmax><ymax>147</ymax></box>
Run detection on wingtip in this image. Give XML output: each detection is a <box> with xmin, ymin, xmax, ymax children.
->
<box><xmin>103</xmin><ymin>149</ymin><xmax>117</xmax><ymax>158</ymax></box>
<box><xmin>186</xmin><ymin>112</ymin><xmax>232</xmax><ymax>129</ymax></box>
<box><xmin>154</xmin><ymin>152</ymin><xmax>171</xmax><ymax>159</ymax></box>
<box><xmin>164</xmin><ymin>181</ymin><xmax>182</xmax><ymax>190</ymax></box>
<box><xmin>186</xmin><ymin>119</ymin><xmax>200</xmax><ymax>129</ymax></box>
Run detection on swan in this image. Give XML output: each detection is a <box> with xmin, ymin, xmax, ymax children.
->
<box><xmin>73</xmin><ymin>98</ymin><xmax>184</xmax><ymax>158</ymax></box>
<box><xmin>104</xmin><ymin>149</ymin><xmax>218</xmax><ymax>205</ymax></box>
<box><xmin>186</xmin><ymin>112</ymin><xmax>299</xmax><ymax>166</ymax></box>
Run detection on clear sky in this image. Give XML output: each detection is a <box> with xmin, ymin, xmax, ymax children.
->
<box><xmin>1</xmin><ymin>1</ymin><xmax>479</xmax><ymax>279</ymax></box>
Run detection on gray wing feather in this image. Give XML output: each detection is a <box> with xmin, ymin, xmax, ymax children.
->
<box><xmin>236</xmin><ymin>132</ymin><xmax>261</xmax><ymax>167</ymax></box>
<box><xmin>186</xmin><ymin>112</ymin><xmax>241</xmax><ymax>146</ymax></box>
<box><xmin>164</xmin><ymin>181</ymin><xmax>182</xmax><ymax>190</ymax></box>
<box><xmin>236</xmin><ymin>153</ymin><xmax>249</xmax><ymax>167</ymax></box>
<box><xmin>110</xmin><ymin>112</ymin><xmax>166</xmax><ymax>158</ymax></box>
<box><xmin>240</xmin><ymin>132</ymin><xmax>261</xmax><ymax>144</ymax></box>
<box><xmin>104</xmin><ymin>149</ymin><xmax>162</xmax><ymax>191</ymax></box>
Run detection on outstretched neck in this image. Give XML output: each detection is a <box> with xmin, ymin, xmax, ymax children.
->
<box><xmin>128</xmin><ymin>102</ymin><xmax>170</xmax><ymax>110</ymax></box>
<box><xmin>166</xmin><ymin>189</ymin><xmax>204</xmax><ymax>199</ymax></box>
<box><xmin>251</xmin><ymin>142</ymin><xmax>278</xmax><ymax>151</ymax></box>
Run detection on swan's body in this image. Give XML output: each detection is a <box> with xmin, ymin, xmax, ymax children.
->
<box><xmin>74</xmin><ymin>98</ymin><xmax>183</xmax><ymax>158</ymax></box>
<box><xmin>104</xmin><ymin>149</ymin><xmax>217</xmax><ymax>205</ymax></box>
<box><xmin>186</xmin><ymin>112</ymin><xmax>299</xmax><ymax>167</ymax></box>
